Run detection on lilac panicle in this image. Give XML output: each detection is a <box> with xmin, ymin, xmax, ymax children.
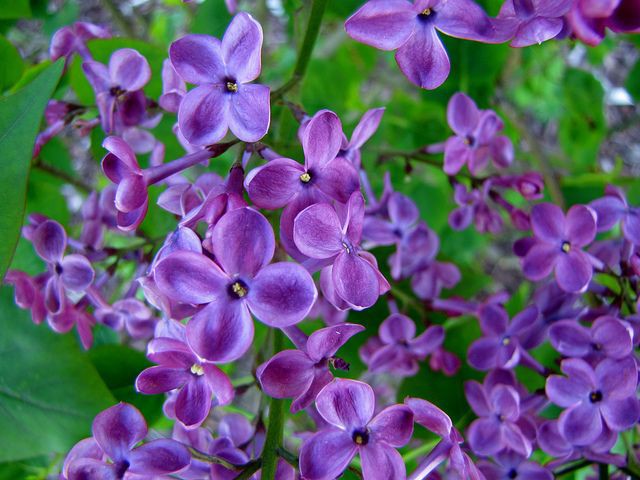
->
<box><xmin>136</xmin><ymin>333</ymin><xmax>234</xmax><ymax>428</ymax></box>
<box><xmin>345</xmin><ymin>0</ymin><xmax>511</xmax><ymax>90</ymax></box>
<box><xmin>521</xmin><ymin>202</ymin><xmax>598</xmax><ymax>293</ymax></box>
<box><xmin>257</xmin><ymin>323</ymin><xmax>364</xmax><ymax>412</ymax></box>
<box><xmin>293</xmin><ymin>191</ymin><xmax>390</xmax><ymax>310</ymax></box>
<box><xmin>546</xmin><ymin>357</ymin><xmax>640</xmax><ymax>446</ymax></box>
<box><xmin>154</xmin><ymin>207</ymin><xmax>317</xmax><ymax>362</ymax></box>
<box><xmin>169</xmin><ymin>12</ymin><xmax>270</xmax><ymax>145</ymax></box>
<box><xmin>63</xmin><ymin>402</ymin><xmax>190</xmax><ymax>479</ymax></box>
<box><xmin>299</xmin><ymin>378</ymin><xmax>414</xmax><ymax>480</ymax></box>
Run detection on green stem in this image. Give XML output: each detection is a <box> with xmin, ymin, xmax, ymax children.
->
<box><xmin>260</xmin><ymin>329</ymin><xmax>286</xmax><ymax>480</ymax></box>
<box><xmin>553</xmin><ymin>460</ymin><xmax>591</xmax><ymax>477</ymax></box>
<box><xmin>32</xmin><ymin>158</ymin><xmax>92</xmax><ymax>192</ymax></box>
<box><xmin>271</xmin><ymin>0</ymin><xmax>329</xmax><ymax>101</ymax></box>
<box><xmin>187</xmin><ymin>447</ymin><xmax>240</xmax><ymax>470</ymax></box>
<box><xmin>599</xmin><ymin>463</ymin><xmax>609</xmax><ymax>480</ymax></box>
<box><xmin>235</xmin><ymin>460</ymin><xmax>262</xmax><ymax>480</ymax></box>
<box><xmin>402</xmin><ymin>439</ymin><xmax>439</xmax><ymax>463</ymax></box>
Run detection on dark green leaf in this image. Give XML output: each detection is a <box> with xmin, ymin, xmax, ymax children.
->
<box><xmin>0</xmin><ymin>0</ymin><xmax>31</xmax><ymax>19</ymax></box>
<box><xmin>0</xmin><ymin>35</ymin><xmax>24</xmax><ymax>93</ymax></box>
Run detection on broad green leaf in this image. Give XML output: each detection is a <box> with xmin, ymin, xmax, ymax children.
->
<box><xmin>0</xmin><ymin>59</ymin><xmax>64</xmax><ymax>281</ymax></box>
<box><xmin>0</xmin><ymin>287</ymin><xmax>115</xmax><ymax>462</ymax></box>
<box><xmin>0</xmin><ymin>35</ymin><xmax>24</xmax><ymax>92</ymax></box>
<box><xmin>0</xmin><ymin>0</ymin><xmax>31</xmax><ymax>19</ymax></box>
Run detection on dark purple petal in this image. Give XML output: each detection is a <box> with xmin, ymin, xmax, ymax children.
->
<box><xmin>467</xmin><ymin>418</ymin><xmax>503</xmax><ymax>456</ymax></box>
<box><xmin>32</xmin><ymin>220</ymin><xmax>66</xmax><ymax>263</ymax></box>
<box><xmin>395</xmin><ymin>23</ymin><xmax>450</xmax><ymax>90</ymax></box>
<box><xmin>174</xmin><ymin>378</ymin><xmax>213</xmax><ymax>428</ymax></box>
<box><xmin>566</xmin><ymin>205</ymin><xmax>597</xmax><ymax>247</ymax></box>
<box><xmin>115</xmin><ymin>174</ymin><xmax>147</xmax><ymax>213</ymax></box>
<box><xmin>244</xmin><ymin>158</ymin><xmax>305</xmax><ymax>209</ymax></box>
<box><xmin>549</xmin><ymin>320</ymin><xmax>591</xmax><ymax>357</ymax></box>
<box><xmin>447</xmin><ymin>92</ymin><xmax>479</xmax><ymax>136</ymax></box>
<box><xmin>592</xmin><ymin>317</ymin><xmax>633</xmax><ymax>359</ymax></box>
<box><xmin>60</xmin><ymin>254</ymin><xmax>94</xmax><ymax>291</ymax></box>
<box><xmin>211</xmin><ymin>207</ymin><xmax>275</xmax><ymax>277</ymax></box>
<box><xmin>360</xmin><ymin>441</ymin><xmax>405</xmax><ymax>480</ymax></box>
<box><xmin>314</xmin><ymin>157</ymin><xmax>360</xmax><ymax>203</ymax></box>
<box><xmin>379</xmin><ymin>313</ymin><xmax>415</xmax><ymax>343</ymax></box>
<box><xmin>204</xmin><ymin>364</ymin><xmax>234</xmax><ymax>406</ymax></box>
<box><xmin>303</xmin><ymin>110</ymin><xmax>343</xmax><ymax>170</ymax></box>
<box><xmin>127</xmin><ymin>439</ymin><xmax>190</xmax><ymax>475</ymax></box>
<box><xmin>410</xmin><ymin>325</ymin><xmax>444</xmax><ymax>356</ymax></box>
<box><xmin>601</xmin><ymin>397</ymin><xmax>640</xmax><ymax>432</ymax></box>
<box><xmin>350</xmin><ymin>107</ymin><xmax>385</xmax><ymax>149</ymax></box>
<box><xmin>306</xmin><ymin>323</ymin><xmax>365</xmax><ymax>362</ymax></box>
<box><xmin>491</xmin><ymin>385</ymin><xmax>520</xmax><ymax>421</ymax></box>
<box><xmin>135</xmin><ymin>366</ymin><xmax>189</xmax><ymax>394</ymax></box>
<box><xmin>530</xmin><ymin>203</ymin><xmax>565</xmax><ymax>243</ymax></box>
<box><xmin>522</xmin><ymin>243</ymin><xmax>558</xmax><ymax>281</ymax></box>
<box><xmin>92</xmin><ymin>403</ymin><xmax>147</xmax><ymax>461</ymax></box>
<box><xmin>222</xmin><ymin>12</ymin><xmax>263</xmax><ymax>83</ymax></box>
<box><xmin>316</xmin><ymin>378</ymin><xmax>375</xmax><ymax>429</ymax></box>
<box><xmin>369</xmin><ymin>405</ymin><xmax>413</xmax><ymax>447</ymax></box>
<box><xmin>478</xmin><ymin>303</ymin><xmax>509</xmax><ymax>336</ymax></box>
<box><xmin>555</xmin><ymin>250</ymin><xmax>592</xmax><ymax>293</ymax></box>
<box><xmin>464</xmin><ymin>381</ymin><xmax>492</xmax><ymax>417</ymax></box>
<box><xmin>590</xmin><ymin>196</ymin><xmax>625</xmax><ymax>231</ymax></box>
<box><xmin>597</xmin><ymin>357</ymin><xmax>637</xmax><ymax>399</ymax></box>
<box><xmin>622</xmin><ymin>210</ymin><xmax>640</xmax><ymax>243</ymax></box>
<box><xmin>257</xmin><ymin>349</ymin><xmax>315</xmax><ymax>399</ymax></box>
<box><xmin>299</xmin><ymin>429</ymin><xmax>357</xmax><ymax>480</ymax></box>
<box><xmin>228</xmin><ymin>84</ymin><xmax>270</xmax><ymax>142</ymax></box>
<box><xmin>109</xmin><ymin>48</ymin><xmax>150</xmax><ymax>92</ymax></box>
<box><xmin>404</xmin><ymin>397</ymin><xmax>452</xmax><ymax>437</ymax></box>
<box><xmin>511</xmin><ymin>17</ymin><xmax>564</xmax><ymax>47</ymax></box>
<box><xmin>178</xmin><ymin>84</ymin><xmax>228</xmax><ymax>146</ymax></box>
<box><xmin>67</xmin><ymin>459</ymin><xmax>117</xmax><ymax>480</ymax></box>
<box><xmin>293</xmin><ymin>203</ymin><xmax>343</xmax><ymax>258</ymax></box>
<box><xmin>333</xmin><ymin>252</ymin><xmax>381</xmax><ymax>310</ymax></box>
<box><xmin>155</xmin><ymin>251</ymin><xmax>227</xmax><ymax>304</ymax></box>
<box><xmin>344</xmin><ymin>0</ymin><xmax>416</xmax><ymax>51</ymax></box>
<box><xmin>169</xmin><ymin>34</ymin><xmax>224</xmax><ymax>85</ymax></box>
<box><xmin>559</xmin><ymin>402</ymin><xmax>602</xmax><ymax>445</ymax></box>
<box><xmin>467</xmin><ymin>337</ymin><xmax>500</xmax><ymax>371</ymax></box>
<box><xmin>186</xmin><ymin>300</ymin><xmax>253</xmax><ymax>362</ymax></box>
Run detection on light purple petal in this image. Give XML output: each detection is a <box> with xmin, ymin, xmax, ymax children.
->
<box><xmin>369</xmin><ymin>405</ymin><xmax>413</xmax><ymax>447</ymax></box>
<box><xmin>522</xmin><ymin>243</ymin><xmax>558</xmax><ymax>281</ymax></box>
<box><xmin>511</xmin><ymin>17</ymin><xmax>564</xmax><ymax>47</ymax></box>
<box><xmin>404</xmin><ymin>397</ymin><xmax>452</xmax><ymax>437</ymax></box>
<box><xmin>204</xmin><ymin>364</ymin><xmax>234</xmax><ymax>406</ymax></box>
<box><xmin>410</xmin><ymin>325</ymin><xmax>444</xmax><ymax>356</ymax></box>
<box><xmin>590</xmin><ymin>196</ymin><xmax>625</xmax><ymax>231</ymax></box>
<box><xmin>467</xmin><ymin>337</ymin><xmax>500</xmax><ymax>371</ymax></box>
<box><xmin>228</xmin><ymin>83</ymin><xmax>270</xmax><ymax>142</ymax></box>
<box><xmin>559</xmin><ymin>402</ymin><xmax>602</xmax><ymax>445</ymax></box>
<box><xmin>314</xmin><ymin>157</ymin><xmax>361</xmax><ymax>204</ymax></box>
<box><xmin>293</xmin><ymin>203</ymin><xmax>344</xmax><ymax>259</ymax></box>
<box><xmin>257</xmin><ymin>349</ymin><xmax>315</xmax><ymax>399</ymax></box>
<box><xmin>350</xmin><ymin>107</ymin><xmax>385</xmax><ymax>149</ymax></box>
<box><xmin>169</xmin><ymin>34</ymin><xmax>225</xmax><ymax>85</ymax></box>
<box><xmin>186</xmin><ymin>300</ymin><xmax>254</xmax><ymax>362</ymax></box>
<box><xmin>59</xmin><ymin>254</ymin><xmax>94</xmax><ymax>291</ymax></box>
<box><xmin>478</xmin><ymin>303</ymin><xmax>509</xmax><ymax>336</ymax></box>
<box><xmin>306</xmin><ymin>323</ymin><xmax>365</xmax><ymax>362</ymax></box>
<box><xmin>211</xmin><ymin>207</ymin><xmax>275</xmax><ymax>277</ymax></box>
<box><xmin>395</xmin><ymin>23</ymin><xmax>450</xmax><ymax>90</ymax></box>
<box><xmin>303</xmin><ymin>110</ymin><xmax>344</xmax><ymax>170</ymax></box>
<box><xmin>555</xmin><ymin>250</ymin><xmax>592</xmax><ymax>293</ymax></box>
<box><xmin>601</xmin><ymin>397</ymin><xmax>640</xmax><ymax>432</ymax></box>
<box><xmin>345</xmin><ymin>0</ymin><xmax>416</xmax><ymax>51</ymax></box>
<box><xmin>109</xmin><ymin>48</ymin><xmax>150</xmax><ymax>92</ymax></box>
<box><xmin>379</xmin><ymin>313</ymin><xmax>416</xmax><ymax>343</ymax></box>
<box><xmin>32</xmin><ymin>220</ymin><xmax>66</xmax><ymax>263</ymax></box>
<box><xmin>316</xmin><ymin>378</ymin><xmax>375</xmax><ymax>429</ymax></box>
<box><xmin>464</xmin><ymin>381</ymin><xmax>492</xmax><ymax>417</ymax></box>
<box><xmin>566</xmin><ymin>205</ymin><xmax>597</xmax><ymax>247</ymax></box>
<box><xmin>299</xmin><ymin>429</ymin><xmax>357</xmax><ymax>480</ymax></box>
<box><xmin>597</xmin><ymin>357</ymin><xmax>637</xmax><ymax>399</ymax></box>
<box><xmin>467</xmin><ymin>418</ymin><xmax>503</xmax><ymax>456</ymax></box>
<box><xmin>531</xmin><ymin>203</ymin><xmax>565</xmax><ymax>243</ymax></box>
<box><xmin>447</xmin><ymin>92</ymin><xmax>479</xmax><ymax>136</ymax></box>
<box><xmin>333</xmin><ymin>252</ymin><xmax>381</xmax><ymax>310</ymax></box>
<box><xmin>244</xmin><ymin>158</ymin><xmax>305</xmax><ymax>209</ymax></box>
<box><xmin>549</xmin><ymin>320</ymin><xmax>591</xmax><ymax>357</ymax></box>
<box><xmin>491</xmin><ymin>385</ymin><xmax>520</xmax><ymax>421</ymax></box>
<box><xmin>360</xmin><ymin>441</ymin><xmax>405</xmax><ymax>480</ymax></box>
<box><xmin>135</xmin><ymin>366</ymin><xmax>189</xmax><ymax>395</ymax></box>
<box><xmin>222</xmin><ymin>12</ymin><xmax>263</xmax><ymax>83</ymax></box>
<box><xmin>444</xmin><ymin>136</ymin><xmax>471</xmax><ymax>175</ymax></box>
<box><xmin>67</xmin><ymin>459</ymin><xmax>117</xmax><ymax>480</ymax></box>
<box><xmin>174</xmin><ymin>378</ymin><xmax>213</xmax><ymax>428</ymax></box>
<box><xmin>92</xmin><ymin>403</ymin><xmax>147</xmax><ymax>461</ymax></box>
<box><xmin>178</xmin><ymin>84</ymin><xmax>229</xmax><ymax>146</ymax></box>
<box><xmin>82</xmin><ymin>60</ymin><xmax>110</xmax><ymax>92</ymax></box>
<box><xmin>127</xmin><ymin>438</ymin><xmax>190</xmax><ymax>475</ymax></box>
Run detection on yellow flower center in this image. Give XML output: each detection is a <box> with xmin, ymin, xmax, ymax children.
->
<box><xmin>300</xmin><ymin>172</ymin><xmax>311</xmax><ymax>183</ymax></box>
<box><xmin>190</xmin><ymin>364</ymin><xmax>204</xmax><ymax>376</ymax></box>
<box><xmin>561</xmin><ymin>241</ymin><xmax>571</xmax><ymax>253</ymax></box>
<box><xmin>226</xmin><ymin>81</ymin><xmax>238</xmax><ymax>93</ymax></box>
<box><xmin>232</xmin><ymin>281</ymin><xmax>247</xmax><ymax>297</ymax></box>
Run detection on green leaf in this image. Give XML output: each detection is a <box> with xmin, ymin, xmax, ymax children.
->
<box><xmin>0</xmin><ymin>59</ymin><xmax>64</xmax><ymax>281</ymax></box>
<box><xmin>0</xmin><ymin>0</ymin><xmax>31</xmax><ymax>19</ymax></box>
<box><xmin>0</xmin><ymin>287</ymin><xmax>115</xmax><ymax>462</ymax></box>
<box><xmin>89</xmin><ymin>345</ymin><xmax>165</xmax><ymax>427</ymax></box>
<box><xmin>0</xmin><ymin>35</ymin><xmax>24</xmax><ymax>93</ymax></box>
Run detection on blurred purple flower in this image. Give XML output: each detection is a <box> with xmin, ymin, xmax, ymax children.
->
<box><xmin>50</xmin><ymin>22</ymin><xmax>110</xmax><ymax>63</ymax></box>
<box><xmin>567</xmin><ymin>0</ymin><xmax>640</xmax><ymax>46</ymax></box>
<box><xmin>338</xmin><ymin>107</ymin><xmax>385</xmax><ymax>168</ymax></box>
<box><xmin>496</xmin><ymin>0</ymin><xmax>573</xmax><ymax>47</ymax></box>
<box><xmin>478</xmin><ymin>451</ymin><xmax>552</xmax><ymax>480</ymax></box>
<box><xmin>590</xmin><ymin>185</ymin><xmax>640</xmax><ymax>245</ymax></box>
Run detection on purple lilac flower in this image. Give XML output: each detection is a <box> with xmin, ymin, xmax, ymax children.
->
<box><xmin>590</xmin><ymin>185</ymin><xmax>640</xmax><ymax>245</ymax></box>
<box><xmin>5</xmin><ymin>270</ymin><xmax>48</xmax><ymax>324</ymax></box>
<box><xmin>410</xmin><ymin>256</ymin><xmax>461</xmax><ymax>301</ymax></box>
<box><xmin>521</xmin><ymin>202</ymin><xmax>598</xmax><ymax>293</ymax></box>
<box><xmin>449</xmin><ymin>182</ymin><xmax>503</xmax><ymax>233</ymax></box>
<box><xmin>345</xmin><ymin>0</ymin><xmax>511</xmax><ymax>89</ymax></box>
<box><xmin>567</xmin><ymin>0</ymin><xmax>640</xmax><ymax>46</ymax></box>
<box><xmin>478</xmin><ymin>451</ymin><xmax>552</xmax><ymax>480</ymax></box>
<box><xmin>50</xmin><ymin>22</ymin><xmax>110</xmax><ymax>63</ymax></box>
<box><xmin>294</xmin><ymin>191</ymin><xmax>390</xmax><ymax>310</ymax></box>
<box><xmin>155</xmin><ymin>207</ymin><xmax>317</xmax><ymax>362</ymax></box>
<box><xmin>496</xmin><ymin>0</ymin><xmax>573</xmax><ymax>47</ymax></box>
<box><xmin>159</xmin><ymin>59</ymin><xmax>187</xmax><ymax>114</ymax></box>
<box><xmin>30</xmin><ymin>219</ymin><xmax>95</xmax><ymax>315</ymax></box>
<box><xmin>429</xmin><ymin>347</ymin><xmax>462</xmax><ymax>376</ymax></box>
<box><xmin>549</xmin><ymin>316</ymin><xmax>634</xmax><ymax>361</ymax></box>
<box><xmin>257</xmin><ymin>323</ymin><xmax>364</xmax><ymax>412</ymax></box>
<box><xmin>361</xmin><ymin>313</ymin><xmax>444</xmax><ymax>376</ymax></box>
<box><xmin>245</xmin><ymin>109</ymin><xmax>360</xmax><ymax>261</ymax></box>
<box><xmin>95</xmin><ymin>298</ymin><xmax>156</xmax><ymax>339</ymax></box>
<box><xmin>546</xmin><ymin>357</ymin><xmax>640</xmax><ymax>445</ymax></box>
<box><xmin>136</xmin><ymin>333</ymin><xmax>234</xmax><ymax>428</ymax></box>
<box><xmin>63</xmin><ymin>402</ymin><xmax>190</xmax><ymax>479</ymax></box>
<box><xmin>467</xmin><ymin>304</ymin><xmax>539</xmax><ymax>371</ymax></box>
<box><xmin>169</xmin><ymin>13</ymin><xmax>270</xmax><ymax>145</ymax></box>
<box><xmin>405</xmin><ymin>398</ymin><xmax>484</xmax><ymax>480</ymax></box>
<box><xmin>444</xmin><ymin>93</ymin><xmax>513</xmax><ymax>175</ymax></box>
<box><xmin>464</xmin><ymin>379</ymin><xmax>533</xmax><ymax>457</ymax></box>
<box><xmin>49</xmin><ymin>299</ymin><xmax>96</xmax><ymax>350</ymax></box>
<box><xmin>337</xmin><ymin>107</ymin><xmax>385</xmax><ymax>168</ymax></box>
<box><xmin>299</xmin><ymin>378</ymin><xmax>414</xmax><ymax>480</ymax></box>
<box><xmin>82</xmin><ymin>48</ymin><xmax>151</xmax><ymax>133</ymax></box>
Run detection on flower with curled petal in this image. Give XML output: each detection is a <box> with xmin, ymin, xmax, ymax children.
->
<box><xmin>337</xmin><ymin>107</ymin><xmax>385</xmax><ymax>168</ymax></box>
<box><xmin>345</xmin><ymin>0</ymin><xmax>511</xmax><ymax>89</ymax></box>
<box><xmin>258</xmin><ymin>323</ymin><xmax>364</xmax><ymax>412</ymax></box>
<box><xmin>169</xmin><ymin>12</ymin><xmax>270</xmax><ymax>145</ymax></box>
<box><xmin>546</xmin><ymin>357</ymin><xmax>640</xmax><ymax>446</ymax></box>
<box><xmin>293</xmin><ymin>191</ymin><xmax>390</xmax><ymax>310</ymax></box>
<box><xmin>521</xmin><ymin>202</ymin><xmax>598</xmax><ymax>293</ymax></box>
<box><xmin>299</xmin><ymin>378</ymin><xmax>414</xmax><ymax>480</ymax></box>
<box><xmin>63</xmin><ymin>402</ymin><xmax>190</xmax><ymax>479</ymax></box>
<box><xmin>496</xmin><ymin>0</ymin><xmax>573</xmax><ymax>47</ymax></box>
<box><xmin>154</xmin><ymin>207</ymin><xmax>317</xmax><ymax>362</ymax></box>
<box><xmin>590</xmin><ymin>185</ymin><xmax>640</xmax><ymax>245</ymax></box>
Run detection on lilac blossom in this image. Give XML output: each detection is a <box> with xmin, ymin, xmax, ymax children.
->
<box><xmin>299</xmin><ymin>379</ymin><xmax>414</xmax><ymax>480</ymax></box>
<box><xmin>337</xmin><ymin>107</ymin><xmax>385</xmax><ymax>168</ymax></box>
<box><xmin>159</xmin><ymin>59</ymin><xmax>186</xmax><ymax>113</ymax></box>
<box><xmin>549</xmin><ymin>316</ymin><xmax>634</xmax><ymax>361</ymax></box>
<box><xmin>567</xmin><ymin>0</ymin><xmax>640</xmax><ymax>46</ymax></box>
<box><xmin>95</xmin><ymin>298</ymin><xmax>156</xmax><ymax>339</ymax></box>
<box><xmin>345</xmin><ymin>0</ymin><xmax>511</xmax><ymax>89</ymax></box>
<box><xmin>63</xmin><ymin>403</ymin><xmax>190</xmax><ymax>479</ymax></box>
<box><xmin>50</xmin><ymin>22</ymin><xmax>110</xmax><ymax>63</ymax></box>
<box><xmin>546</xmin><ymin>357</ymin><xmax>640</xmax><ymax>445</ymax></box>
<box><xmin>467</xmin><ymin>304</ymin><xmax>539</xmax><ymax>371</ymax></box>
<box><xmin>82</xmin><ymin>48</ymin><xmax>151</xmax><ymax>133</ymax></box>
<box><xmin>443</xmin><ymin>93</ymin><xmax>513</xmax><ymax>175</ymax></box>
<box><xmin>520</xmin><ymin>203</ymin><xmax>598</xmax><ymax>293</ymax></box>
<box><xmin>478</xmin><ymin>451</ymin><xmax>552</xmax><ymax>480</ymax></box>
<box><xmin>449</xmin><ymin>182</ymin><xmax>503</xmax><ymax>234</ymax></box>
<box><xmin>257</xmin><ymin>323</ymin><xmax>364</xmax><ymax>412</ymax></box>
<box><xmin>411</xmin><ymin>257</ymin><xmax>461</xmax><ymax>301</ymax></box>
<box><xmin>464</xmin><ymin>379</ymin><xmax>533</xmax><ymax>457</ymax></box>
<box><xmin>496</xmin><ymin>0</ymin><xmax>573</xmax><ymax>47</ymax></box>
<box><xmin>169</xmin><ymin>13</ymin><xmax>270</xmax><ymax>145</ymax></box>
<box><xmin>5</xmin><ymin>270</ymin><xmax>47</xmax><ymax>325</ymax></box>
<box><xmin>154</xmin><ymin>207</ymin><xmax>317</xmax><ymax>362</ymax></box>
<box><xmin>360</xmin><ymin>313</ymin><xmax>444</xmax><ymax>376</ymax></box>
<box><xmin>590</xmin><ymin>185</ymin><xmax>640</xmax><ymax>245</ymax></box>
<box><xmin>294</xmin><ymin>191</ymin><xmax>390</xmax><ymax>310</ymax></box>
